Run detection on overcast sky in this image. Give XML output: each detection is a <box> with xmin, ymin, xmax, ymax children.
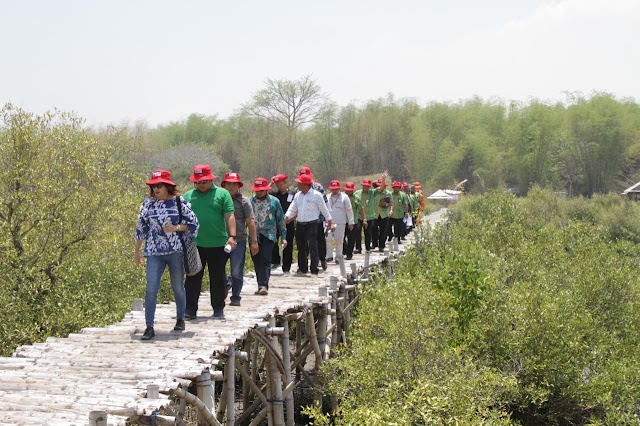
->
<box><xmin>1</xmin><ymin>0</ymin><xmax>638</xmax><ymax>127</ymax></box>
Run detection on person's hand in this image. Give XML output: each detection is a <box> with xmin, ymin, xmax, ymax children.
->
<box><xmin>348</xmin><ymin>224</ymin><xmax>354</xmax><ymax>231</ymax></box>
<box><xmin>134</xmin><ymin>251</ymin><xmax>144</xmax><ymax>267</ymax></box>
<box><xmin>227</xmin><ymin>237</ymin><xmax>237</xmax><ymax>250</ymax></box>
<box><xmin>282</xmin><ymin>240</ymin><xmax>288</xmax><ymax>250</ymax></box>
<box><xmin>250</xmin><ymin>241</ymin><xmax>259</xmax><ymax>256</ymax></box>
<box><xmin>363</xmin><ymin>220</ymin><xmax>368</xmax><ymax>229</ymax></box>
<box><xmin>330</xmin><ymin>223</ymin><xmax>336</xmax><ymax>232</ymax></box>
<box><xmin>163</xmin><ymin>222</ymin><xmax>179</xmax><ymax>234</ymax></box>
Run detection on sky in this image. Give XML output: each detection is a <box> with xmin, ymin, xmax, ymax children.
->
<box><xmin>1</xmin><ymin>0</ymin><xmax>638</xmax><ymax>127</ymax></box>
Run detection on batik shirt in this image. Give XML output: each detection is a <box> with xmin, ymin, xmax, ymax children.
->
<box><xmin>250</xmin><ymin>194</ymin><xmax>286</xmax><ymax>243</ymax></box>
<box><xmin>136</xmin><ymin>196</ymin><xmax>199</xmax><ymax>257</ymax></box>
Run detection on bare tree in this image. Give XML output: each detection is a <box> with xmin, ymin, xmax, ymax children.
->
<box><xmin>243</xmin><ymin>75</ymin><xmax>325</xmax><ymax>172</ymax></box>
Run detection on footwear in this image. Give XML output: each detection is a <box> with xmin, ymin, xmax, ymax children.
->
<box><xmin>294</xmin><ymin>270</ymin><xmax>308</xmax><ymax>277</ymax></box>
<box><xmin>212</xmin><ymin>310</ymin><xmax>225</xmax><ymax>320</ymax></box>
<box><xmin>282</xmin><ymin>271</ymin><xmax>290</xmax><ymax>276</ymax></box>
<box><xmin>258</xmin><ymin>287</ymin><xmax>268</xmax><ymax>296</ymax></box>
<box><xmin>271</xmin><ymin>263</ymin><xmax>281</xmax><ymax>270</ymax></box>
<box><xmin>173</xmin><ymin>320</ymin><xmax>185</xmax><ymax>331</ymax></box>
<box><xmin>378</xmin><ymin>248</ymin><xmax>384</xmax><ymax>253</ymax></box>
<box><xmin>229</xmin><ymin>298</ymin><xmax>241</xmax><ymax>306</ymax></box>
<box><xmin>311</xmin><ymin>272</ymin><xmax>319</xmax><ymax>277</ymax></box>
<box><xmin>354</xmin><ymin>249</ymin><xmax>362</xmax><ymax>254</ymax></box>
<box><xmin>326</xmin><ymin>257</ymin><xmax>334</xmax><ymax>262</ymax></box>
<box><xmin>141</xmin><ymin>327</ymin><xmax>155</xmax><ymax>340</ymax></box>
<box><xmin>185</xmin><ymin>313</ymin><xmax>197</xmax><ymax>320</ymax></box>
<box><xmin>321</xmin><ymin>260</ymin><xmax>327</xmax><ymax>270</ymax></box>
<box><xmin>335</xmin><ymin>258</ymin><xmax>340</xmax><ymax>264</ymax></box>
<box><xmin>345</xmin><ymin>255</ymin><xmax>353</xmax><ymax>260</ymax></box>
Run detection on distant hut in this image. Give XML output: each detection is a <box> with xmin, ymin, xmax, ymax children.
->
<box><xmin>622</xmin><ymin>181</ymin><xmax>640</xmax><ymax>200</ymax></box>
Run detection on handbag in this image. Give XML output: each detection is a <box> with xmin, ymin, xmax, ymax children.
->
<box><xmin>176</xmin><ymin>196</ymin><xmax>203</xmax><ymax>276</ymax></box>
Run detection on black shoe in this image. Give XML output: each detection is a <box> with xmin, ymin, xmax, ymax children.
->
<box><xmin>174</xmin><ymin>319</ymin><xmax>185</xmax><ymax>331</ymax></box>
<box><xmin>378</xmin><ymin>248</ymin><xmax>385</xmax><ymax>253</ymax></box>
<box><xmin>212</xmin><ymin>310</ymin><xmax>225</xmax><ymax>320</ymax></box>
<box><xmin>185</xmin><ymin>312</ymin><xmax>197</xmax><ymax>320</ymax></box>
<box><xmin>321</xmin><ymin>260</ymin><xmax>327</xmax><ymax>270</ymax></box>
<box><xmin>229</xmin><ymin>298</ymin><xmax>241</xmax><ymax>306</ymax></box>
<box><xmin>141</xmin><ymin>327</ymin><xmax>155</xmax><ymax>340</ymax></box>
<box><xmin>345</xmin><ymin>255</ymin><xmax>353</xmax><ymax>260</ymax></box>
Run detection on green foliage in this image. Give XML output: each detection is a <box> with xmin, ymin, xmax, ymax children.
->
<box><xmin>0</xmin><ymin>104</ymin><xmax>147</xmax><ymax>356</ymax></box>
<box><xmin>311</xmin><ymin>192</ymin><xmax>640</xmax><ymax>425</ymax></box>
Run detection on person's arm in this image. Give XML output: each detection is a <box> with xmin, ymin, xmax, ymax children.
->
<box><xmin>284</xmin><ymin>195</ymin><xmax>298</xmax><ymax>224</ymax></box>
<box><xmin>246</xmin><ymin>217</ymin><xmax>259</xmax><ymax>255</ymax></box>
<box><xmin>275</xmin><ymin>201</ymin><xmax>288</xmax><ymax>248</ymax></box>
<box><xmin>317</xmin><ymin>193</ymin><xmax>334</xmax><ymax>230</ymax></box>
<box><xmin>345</xmin><ymin>195</ymin><xmax>355</xmax><ymax>229</ymax></box>
<box><xmin>134</xmin><ymin>239</ymin><xmax>144</xmax><ymax>266</ymax></box>
<box><xmin>225</xmin><ymin>212</ymin><xmax>237</xmax><ymax>249</ymax></box>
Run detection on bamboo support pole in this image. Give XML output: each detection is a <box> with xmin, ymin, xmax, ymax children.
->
<box><xmin>281</xmin><ymin>319</ymin><xmax>295</xmax><ymax>426</ymax></box>
<box><xmin>225</xmin><ymin>345</ymin><xmax>235</xmax><ymax>426</ymax></box>
<box><xmin>88</xmin><ymin>410</ymin><xmax>108</xmax><ymax>426</ymax></box>
<box><xmin>171</xmin><ymin>387</ymin><xmax>222</xmax><ymax>426</ymax></box>
<box><xmin>243</xmin><ymin>337</ymin><xmax>252</xmax><ymax>411</ymax></box>
<box><xmin>196</xmin><ymin>371</ymin><xmax>214</xmax><ymax>426</ymax></box>
<box><xmin>269</xmin><ymin>316</ymin><xmax>286</xmax><ymax>426</ymax></box>
<box><xmin>364</xmin><ymin>251</ymin><xmax>370</xmax><ymax>277</ymax></box>
<box><xmin>146</xmin><ymin>384</ymin><xmax>160</xmax><ymax>399</ymax></box>
<box><xmin>132</xmin><ymin>299</ymin><xmax>144</xmax><ymax>311</ymax></box>
<box><xmin>305</xmin><ymin>310</ymin><xmax>322</xmax><ymax>368</ymax></box>
<box><xmin>350</xmin><ymin>262</ymin><xmax>358</xmax><ymax>281</ymax></box>
<box><xmin>337</xmin><ymin>255</ymin><xmax>347</xmax><ymax>278</ymax></box>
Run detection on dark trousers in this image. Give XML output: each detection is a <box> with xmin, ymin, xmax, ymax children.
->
<box><xmin>376</xmin><ymin>216</ymin><xmax>390</xmax><ymax>250</ymax></box>
<box><xmin>365</xmin><ymin>218</ymin><xmax>376</xmax><ymax>250</ymax></box>
<box><xmin>296</xmin><ymin>221</ymin><xmax>319</xmax><ymax>274</ymax></box>
<box><xmin>355</xmin><ymin>220</ymin><xmax>363</xmax><ymax>252</ymax></box>
<box><xmin>317</xmin><ymin>221</ymin><xmax>326</xmax><ymax>262</ymax></box>
<box><xmin>344</xmin><ymin>221</ymin><xmax>362</xmax><ymax>257</ymax></box>
<box><xmin>391</xmin><ymin>218</ymin><xmax>404</xmax><ymax>242</ymax></box>
<box><xmin>185</xmin><ymin>246</ymin><xmax>228</xmax><ymax>315</ymax></box>
<box><xmin>252</xmin><ymin>234</ymin><xmax>275</xmax><ymax>289</ymax></box>
<box><xmin>271</xmin><ymin>222</ymin><xmax>295</xmax><ymax>272</ymax></box>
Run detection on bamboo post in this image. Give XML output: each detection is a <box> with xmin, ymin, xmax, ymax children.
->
<box><xmin>363</xmin><ymin>251</ymin><xmax>370</xmax><ymax>277</ymax></box>
<box><xmin>88</xmin><ymin>411</ymin><xmax>107</xmax><ymax>426</ymax></box>
<box><xmin>132</xmin><ymin>298</ymin><xmax>143</xmax><ymax>311</ymax></box>
<box><xmin>146</xmin><ymin>384</ymin><xmax>159</xmax><ymax>399</ymax></box>
<box><xmin>225</xmin><ymin>345</ymin><xmax>235</xmax><ymax>426</ymax></box>
<box><xmin>315</xmin><ymin>305</ymin><xmax>328</xmax><ymax>409</ymax></box>
<box><xmin>196</xmin><ymin>371</ymin><xmax>214</xmax><ymax>426</ymax></box>
<box><xmin>331</xmin><ymin>276</ymin><xmax>340</xmax><ymax>349</ymax></box>
<box><xmin>393</xmin><ymin>238</ymin><xmax>399</xmax><ymax>252</ymax></box>
<box><xmin>305</xmin><ymin>310</ymin><xmax>322</xmax><ymax>369</ymax></box>
<box><xmin>295</xmin><ymin>319</ymin><xmax>303</xmax><ymax>380</ymax></box>
<box><xmin>387</xmin><ymin>257</ymin><xmax>393</xmax><ymax>279</ymax></box>
<box><xmin>350</xmin><ymin>262</ymin><xmax>358</xmax><ymax>281</ymax></box>
<box><xmin>268</xmin><ymin>317</ymin><xmax>285</xmax><ymax>426</ymax></box>
<box><xmin>337</xmin><ymin>255</ymin><xmax>347</xmax><ymax>278</ymax></box>
<box><xmin>243</xmin><ymin>337</ymin><xmax>252</xmax><ymax>411</ymax></box>
<box><xmin>281</xmin><ymin>319</ymin><xmax>295</xmax><ymax>426</ymax></box>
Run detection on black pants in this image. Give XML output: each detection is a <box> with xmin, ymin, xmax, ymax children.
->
<box><xmin>391</xmin><ymin>218</ymin><xmax>404</xmax><ymax>242</ymax></box>
<box><xmin>296</xmin><ymin>221</ymin><xmax>319</xmax><ymax>274</ymax></box>
<box><xmin>344</xmin><ymin>221</ymin><xmax>362</xmax><ymax>257</ymax></box>
<box><xmin>365</xmin><ymin>218</ymin><xmax>376</xmax><ymax>250</ymax></box>
<box><xmin>252</xmin><ymin>234</ymin><xmax>275</xmax><ymax>289</ymax></box>
<box><xmin>376</xmin><ymin>216</ymin><xmax>390</xmax><ymax>250</ymax></box>
<box><xmin>355</xmin><ymin>220</ymin><xmax>363</xmax><ymax>252</ymax></box>
<box><xmin>317</xmin><ymin>221</ymin><xmax>326</xmax><ymax>263</ymax></box>
<box><xmin>185</xmin><ymin>246</ymin><xmax>228</xmax><ymax>315</ymax></box>
<box><xmin>271</xmin><ymin>222</ymin><xmax>295</xmax><ymax>272</ymax></box>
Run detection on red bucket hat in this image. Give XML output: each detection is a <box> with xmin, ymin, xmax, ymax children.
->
<box><xmin>361</xmin><ymin>179</ymin><xmax>372</xmax><ymax>187</ymax></box>
<box><xmin>271</xmin><ymin>174</ymin><xmax>287</xmax><ymax>183</ymax></box>
<box><xmin>344</xmin><ymin>181</ymin><xmax>356</xmax><ymax>191</ymax></box>
<box><xmin>189</xmin><ymin>164</ymin><xmax>216</xmax><ymax>183</ymax></box>
<box><xmin>251</xmin><ymin>177</ymin><xmax>270</xmax><ymax>191</ymax></box>
<box><xmin>328</xmin><ymin>180</ymin><xmax>341</xmax><ymax>190</ymax></box>
<box><xmin>146</xmin><ymin>169</ymin><xmax>176</xmax><ymax>186</ymax></box>
<box><xmin>221</xmin><ymin>172</ymin><xmax>243</xmax><ymax>187</ymax></box>
<box><xmin>295</xmin><ymin>174</ymin><xmax>313</xmax><ymax>185</ymax></box>
<box><xmin>298</xmin><ymin>166</ymin><xmax>314</xmax><ymax>178</ymax></box>
<box><xmin>392</xmin><ymin>181</ymin><xmax>402</xmax><ymax>188</ymax></box>
<box><xmin>403</xmin><ymin>182</ymin><xmax>409</xmax><ymax>188</ymax></box>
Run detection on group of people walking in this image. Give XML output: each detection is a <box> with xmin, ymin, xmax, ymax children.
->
<box><xmin>134</xmin><ymin>165</ymin><xmax>426</xmax><ymax>340</ymax></box>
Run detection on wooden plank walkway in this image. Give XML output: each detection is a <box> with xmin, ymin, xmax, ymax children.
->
<box><xmin>0</xmin><ymin>210</ymin><xmax>448</xmax><ymax>425</ymax></box>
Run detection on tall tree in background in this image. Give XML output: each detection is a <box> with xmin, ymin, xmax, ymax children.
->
<box><xmin>242</xmin><ymin>75</ymin><xmax>324</xmax><ymax>172</ymax></box>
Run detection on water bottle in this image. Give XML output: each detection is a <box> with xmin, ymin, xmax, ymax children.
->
<box><xmin>224</xmin><ymin>244</ymin><xmax>233</xmax><ymax>253</ymax></box>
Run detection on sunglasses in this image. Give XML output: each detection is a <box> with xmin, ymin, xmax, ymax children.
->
<box><xmin>150</xmin><ymin>183</ymin><xmax>165</xmax><ymax>189</ymax></box>
<box><xmin>195</xmin><ymin>180</ymin><xmax>211</xmax><ymax>185</ymax></box>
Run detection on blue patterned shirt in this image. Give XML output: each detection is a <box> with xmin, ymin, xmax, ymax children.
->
<box><xmin>135</xmin><ymin>196</ymin><xmax>199</xmax><ymax>257</ymax></box>
<box><xmin>250</xmin><ymin>194</ymin><xmax>286</xmax><ymax>243</ymax></box>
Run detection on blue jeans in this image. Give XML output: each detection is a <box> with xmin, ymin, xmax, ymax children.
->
<box><xmin>251</xmin><ymin>234</ymin><xmax>275</xmax><ymax>289</ymax></box>
<box><xmin>229</xmin><ymin>239</ymin><xmax>247</xmax><ymax>300</ymax></box>
<box><xmin>145</xmin><ymin>252</ymin><xmax>186</xmax><ymax>327</ymax></box>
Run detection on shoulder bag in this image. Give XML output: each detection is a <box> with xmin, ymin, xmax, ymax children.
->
<box><xmin>176</xmin><ymin>196</ymin><xmax>203</xmax><ymax>276</ymax></box>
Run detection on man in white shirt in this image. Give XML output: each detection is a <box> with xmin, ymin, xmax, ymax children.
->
<box><xmin>325</xmin><ymin>180</ymin><xmax>354</xmax><ymax>263</ymax></box>
<box><xmin>285</xmin><ymin>174</ymin><xmax>334</xmax><ymax>276</ymax></box>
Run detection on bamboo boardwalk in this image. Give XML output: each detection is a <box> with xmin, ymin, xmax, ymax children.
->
<box><xmin>0</xmin><ymin>210</ymin><xmax>448</xmax><ymax>426</ymax></box>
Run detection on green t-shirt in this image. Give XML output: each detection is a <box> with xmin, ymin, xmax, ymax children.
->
<box><xmin>355</xmin><ymin>188</ymin><xmax>377</xmax><ymax>220</ymax></box>
<box><xmin>183</xmin><ymin>185</ymin><xmax>235</xmax><ymax>247</ymax></box>
<box><xmin>347</xmin><ymin>192</ymin><xmax>363</xmax><ymax>221</ymax></box>
<box><xmin>390</xmin><ymin>191</ymin><xmax>409</xmax><ymax>219</ymax></box>
<box><xmin>373</xmin><ymin>188</ymin><xmax>392</xmax><ymax>219</ymax></box>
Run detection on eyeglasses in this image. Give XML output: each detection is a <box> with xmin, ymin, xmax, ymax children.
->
<box><xmin>150</xmin><ymin>183</ymin><xmax>164</xmax><ymax>189</ymax></box>
<box><xmin>195</xmin><ymin>180</ymin><xmax>211</xmax><ymax>185</ymax></box>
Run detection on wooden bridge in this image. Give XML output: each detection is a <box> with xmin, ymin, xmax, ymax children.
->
<box><xmin>0</xmin><ymin>210</ymin><xmax>447</xmax><ymax>426</ymax></box>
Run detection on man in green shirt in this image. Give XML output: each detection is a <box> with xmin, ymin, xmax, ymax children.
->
<box><xmin>183</xmin><ymin>164</ymin><xmax>236</xmax><ymax>320</ymax></box>
<box><xmin>389</xmin><ymin>181</ymin><xmax>410</xmax><ymax>244</ymax></box>
<box><xmin>343</xmin><ymin>181</ymin><xmax>365</xmax><ymax>260</ymax></box>
<box><xmin>371</xmin><ymin>173</ymin><xmax>391</xmax><ymax>252</ymax></box>
<box><xmin>354</xmin><ymin>179</ymin><xmax>376</xmax><ymax>251</ymax></box>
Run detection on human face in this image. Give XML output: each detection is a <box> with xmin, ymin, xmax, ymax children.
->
<box><xmin>224</xmin><ymin>182</ymin><xmax>240</xmax><ymax>196</ymax></box>
<box><xmin>195</xmin><ymin>180</ymin><xmax>213</xmax><ymax>193</ymax></box>
<box><xmin>150</xmin><ymin>183</ymin><xmax>170</xmax><ymax>200</ymax></box>
<box><xmin>346</xmin><ymin>190</ymin><xmax>354</xmax><ymax>196</ymax></box>
<box><xmin>297</xmin><ymin>183</ymin><xmax>311</xmax><ymax>193</ymax></box>
<box><xmin>276</xmin><ymin>181</ymin><xmax>287</xmax><ymax>192</ymax></box>
<box><xmin>330</xmin><ymin>188</ymin><xmax>341</xmax><ymax>196</ymax></box>
<box><xmin>255</xmin><ymin>190</ymin><xmax>268</xmax><ymax>199</ymax></box>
